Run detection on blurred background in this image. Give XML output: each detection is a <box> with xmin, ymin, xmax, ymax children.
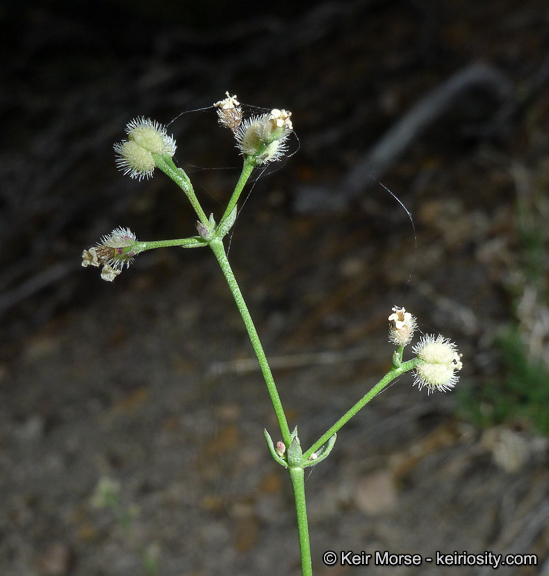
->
<box><xmin>1</xmin><ymin>0</ymin><xmax>549</xmax><ymax>574</ymax></box>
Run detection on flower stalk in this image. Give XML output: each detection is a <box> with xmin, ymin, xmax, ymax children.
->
<box><xmin>302</xmin><ymin>358</ymin><xmax>423</xmax><ymax>461</ymax></box>
<box><xmin>152</xmin><ymin>154</ymin><xmax>211</xmax><ymax>228</ymax></box>
<box><xmin>218</xmin><ymin>158</ymin><xmax>255</xmax><ymax>230</ymax></box>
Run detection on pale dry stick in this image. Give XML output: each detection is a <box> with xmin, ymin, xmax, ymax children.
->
<box><xmin>415</xmin><ymin>282</ymin><xmax>480</xmax><ymax>336</ymax></box>
<box><xmin>209</xmin><ymin>345</ymin><xmax>377</xmax><ymax>376</ymax></box>
<box><xmin>295</xmin><ymin>63</ymin><xmax>516</xmax><ymax>213</ymax></box>
<box><xmin>476</xmin><ymin>499</ymin><xmax>549</xmax><ymax>576</ymax></box>
<box><xmin>0</xmin><ymin>261</ymin><xmax>76</xmax><ymax>320</ymax></box>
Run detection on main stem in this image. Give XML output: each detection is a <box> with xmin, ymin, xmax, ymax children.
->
<box><xmin>289</xmin><ymin>467</ymin><xmax>313</xmax><ymax>576</ymax></box>
<box><xmin>208</xmin><ymin>237</ymin><xmax>292</xmax><ymax>446</ymax></box>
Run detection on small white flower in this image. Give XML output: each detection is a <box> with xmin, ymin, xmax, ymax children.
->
<box><xmin>388</xmin><ymin>306</ymin><xmax>416</xmax><ymax>346</ymax></box>
<box><xmin>215</xmin><ymin>92</ymin><xmax>240</xmax><ymax>110</ymax></box>
<box><xmin>269</xmin><ymin>109</ymin><xmax>293</xmax><ymax>131</ymax></box>
<box><xmin>81</xmin><ymin>247</ymin><xmax>99</xmax><ymax>268</ymax></box>
<box><xmin>412</xmin><ymin>334</ymin><xmax>463</xmax><ymax>393</ymax></box>
<box><xmin>100</xmin><ymin>263</ymin><xmax>122</xmax><ymax>282</ymax></box>
<box><xmin>82</xmin><ymin>227</ymin><xmax>140</xmax><ymax>282</ymax></box>
<box><xmin>214</xmin><ymin>92</ymin><xmax>243</xmax><ymax>133</ymax></box>
<box><xmin>114</xmin><ymin>117</ymin><xmax>176</xmax><ymax>180</ymax></box>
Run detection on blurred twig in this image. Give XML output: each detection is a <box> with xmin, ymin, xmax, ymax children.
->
<box><xmin>296</xmin><ymin>63</ymin><xmax>516</xmax><ymax>212</ymax></box>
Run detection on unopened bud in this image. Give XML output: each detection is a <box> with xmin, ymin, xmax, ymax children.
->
<box><xmin>196</xmin><ymin>220</ymin><xmax>214</xmax><ymax>241</ymax></box>
<box><xmin>412</xmin><ymin>335</ymin><xmax>463</xmax><ymax>393</ymax></box>
<box><xmin>114</xmin><ymin>117</ymin><xmax>176</xmax><ymax>180</ymax></box>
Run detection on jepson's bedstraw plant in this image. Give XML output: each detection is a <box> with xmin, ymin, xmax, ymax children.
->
<box><xmin>83</xmin><ymin>93</ymin><xmax>463</xmax><ymax>576</ymax></box>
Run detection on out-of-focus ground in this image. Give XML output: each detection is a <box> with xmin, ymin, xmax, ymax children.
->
<box><xmin>1</xmin><ymin>1</ymin><xmax>549</xmax><ymax>575</ymax></box>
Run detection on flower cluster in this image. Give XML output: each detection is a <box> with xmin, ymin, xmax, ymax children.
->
<box><xmin>215</xmin><ymin>93</ymin><xmax>293</xmax><ymax>164</ymax></box>
<box><xmin>113</xmin><ymin>117</ymin><xmax>176</xmax><ymax>180</ymax></box>
<box><xmin>82</xmin><ymin>227</ymin><xmax>139</xmax><ymax>281</ymax></box>
<box><xmin>236</xmin><ymin>108</ymin><xmax>293</xmax><ymax>165</ymax></box>
<box><xmin>388</xmin><ymin>306</ymin><xmax>462</xmax><ymax>393</ymax></box>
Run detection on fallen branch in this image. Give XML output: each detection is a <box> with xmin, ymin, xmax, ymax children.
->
<box><xmin>295</xmin><ymin>63</ymin><xmax>516</xmax><ymax>213</ymax></box>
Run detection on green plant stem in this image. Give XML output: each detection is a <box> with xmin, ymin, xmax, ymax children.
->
<box><xmin>393</xmin><ymin>345</ymin><xmax>404</xmax><ymax>366</ymax></box>
<box><xmin>218</xmin><ymin>159</ymin><xmax>255</xmax><ymax>228</ymax></box>
<box><xmin>153</xmin><ymin>154</ymin><xmax>210</xmax><ymax>227</ymax></box>
<box><xmin>208</xmin><ymin>237</ymin><xmax>292</xmax><ymax>445</ymax></box>
<box><xmin>134</xmin><ymin>237</ymin><xmax>206</xmax><ymax>253</ymax></box>
<box><xmin>303</xmin><ymin>358</ymin><xmax>422</xmax><ymax>460</ymax></box>
<box><xmin>289</xmin><ymin>466</ymin><xmax>312</xmax><ymax>576</ymax></box>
